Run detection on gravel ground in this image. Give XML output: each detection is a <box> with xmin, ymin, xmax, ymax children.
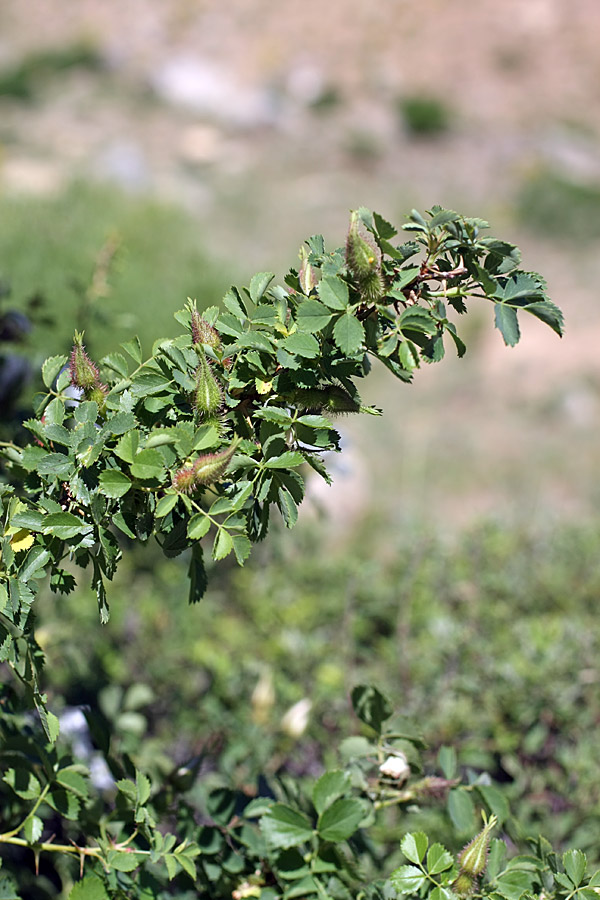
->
<box><xmin>1</xmin><ymin>0</ymin><xmax>599</xmax><ymax>528</ymax></box>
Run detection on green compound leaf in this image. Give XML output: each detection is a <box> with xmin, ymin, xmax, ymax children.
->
<box><xmin>155</xmin><ymin>493</ymin><xmax>178</xmax><ymax>518</ymax></box>
<box><xmin>130</xmin><ymin>372</ymin><xmax>172</xmax><ymax>397</ymax></box>
<box><xmin>116</xmin><ymin>778</ymin><xmax>136</xmax><ymax>800</ymax></box>
<box><xmin>121</xmin><ymin>335</ymin><xmax>143</xmax><ymax>363</ymax></box>
<box><xmin>212</xmin><ymin>528</ymin><xmax>233</xmax><ymax>560</ymax></box>
<box><xmin>281</xmin><ymin>332</ymin><xmax>320</xmax><ymax>358</ymax></box>
<box><xmin>427</xmin><ymin>843</ymin><xmax>454</xmax><ymax>875</ymax></box>
<box><xmin>36</xmin><ymin>452</ymin><xmax>74</xmax><ymax>477</ymax></box>
<box><xmin>333</xmin><ymin>312</ymin><xmax>365</xmax><ymax>356</ymax></box>
<box><xmin>495</xmin><ymin>869</ymin><xmax>538</xmax><ymax>900</ymax></box>
<box><xmin>318</xmin><ymin>275</ymin><xmax>349</xmax><ymax>310</ymax></box>
<box><xmin>399</xmin><ymin>340</ymin><xmax>419</xmax><ymax>371</ymax></box>
<box><xmin>74</xmin><ymin>400</ymin><xmax>99</xmax><ymax>425</ymax></box>
<box><xmin>187</xmin><ymin>514</ymin><xmax>211</xmax><ymax>540</ymax></box>
<box><xmin>278</xmin><ymin>487</ymin><xmax>298</xmax><ymax>528</ymax></box>
<box><xmin>351</xmin><ymin>684</ymin><xmax>393</xmax><ymax>734</ymax></box>
<box><xmin>333</xmin><ymin>312</ymin><xmax>365</xmax><ymax>355</ymax></box>
<box><xmin>105</xmin><ymin>849</ymin><xmax>142</xmax><ymax>872</ymax></box>
<box><xmin>255</xmin><ymin>407</ymin><xmax>293</xmax><ymax>425</ymax></box>
<box><xmin>398</xmin><ymin>306</ymin><xmax>437</xmax><ymax>333</ymax></box>
<box><xmin>3</xmin><ymin>768</ymin><xmax>41</xmax><ymax>801</ymax></box>
<box><xmin>114</xmin><ymin>429</ymin><xmax>140</xmax><ymax>464</ymax></box>
<box><xmin>22</xmin><ymin>814</ymin><xmax>43</xmax><ymax>844</ymax></box>
<box><xmin>98</xmin><ymin>469</ymin><xmax>132</xmax><ymax>499</ymax></box>
<box><xmin>68</xmin><ymin>875</ymin><xmax>110</xmax><ymax>900</ymax></box>
<box><xmin>429</xmin><ymin>886</ymin><xmax>452</xmax><ymax>900</ymax></box>
<box><xmin>475</xmin><ymin>783</ymin><xmax>510</xmax><ymax>826</ymax></box>
<box><xmin>55</xmin><ymin>767</ymin><xmax>89</xmax><ymax>800</ymax></box>
<box><xmin>524</xmin><ymin>299</ymin><xmax>564</xmax><ymax>336</ymax></box>
<box><xmin>496</xmin><ymin>271</ymin><xmax>543</xmax><ymax>303</ymax></box>
<box><xmin>136</xmin><ymin>770</ymin><xmax>152</xmax><ymax>805</ymax></box>
<box><xmin>42</xmin><ymin>512</ymin><xmax>91</xmax><ymax>540</ymax></box>
<box><xmin>42</xmin><ymin>354</ymin><xmax>68</xmax><ymax>389</ymax></box>
<box><xmin>389</xmin><ymin>865</ymin><xmax>427</xmax><ymax>894</ymax></box>
<box><xmin>373</xmin><ymin>211</ymin><xmax>398</xmax><ymax>239</ymax></box>
<box><xmin>438</xmin><ymin>745</ymin><xmax>457</xmax><ymax>779</ymax></box>
<box><xmin>105</xmin><ymin>411</ymin><xmax>137</xmax><ymax>435</ymax></box>
<box><xmin>249</xmin><ymin>271</ymin><xmax>275</xmax><ymax>303</ymax></box>
<box><xmin>102</xmin><ymin>351</ymin><xmax>130</xmax><ymax>378</ymax></box>
<box><xmin>231</xmin><ymin>331</ymin><xmax>275</xmax><ymax>353</ymax></box>
<box><xmin>296</xmin><ymin>299</ymin><xmax>333</xmax><ymax>333</ymax></box>
<box><xmin>264</xmin><ymin>451</ymin><xmax>304</xmax><ymax>469</ymax></box>
<box><xmin>447</xmin><ymin>788</ymin><xmax>475</xmax><ymax>832</ymax></box>
<box><xmin>494</xmin><ymin>304</ymin><xmax>520</xmax><ymax>347</ymax></box>
<box><xmin>10</xmin><ymin>510</ymin><xmax>44</xmax><ymax>531</ymax></box>
<box><xmin>36</xmin><ymin>705</ymin><xmax>60</xmax><ymax>744</ymax></box>
<box><xmin>46</xmin><ymin>786</ymin><xmax>80</xmax><ymax>820</ymax></box>
<box><xmin>401</xmin><ymin>832</ymin><xmax>428</xmax><ymax>865</ymax></box>
<box><xmin>429</xmin><ymin>208</ymin><xmax>460</xmax><ymax>228</ymax></box>
<box><xmin>312</xmin><ymin>770</ymin><xmax>350</xmax><ymax>816</ymax></box>
<box><xmin>129</xmin><ymin>448</ymin><xmax>166</xmax><ymax>481</ymax></box>
<box><xmin>260</xmin><ymin>804</ymin><xmax>314</xmax><ymax>850</ymax></box>
<box><xmin>563</xmin><ymin>849</ymin><xmax>587</xmax><ymax>888</ymax></box>
<box><xmin>18</xmin><ymin>546</ymin><xmax>51</xmax><ymax>583</ymax></box>
<box><xmin>317</xmin><ymin>797</ymin><xmax>365</xmax><ymax>842</ymax></box>
<box><xmin>487</xmin><ymin>839</ymin><xmax>507</xmax><ymax>881</ymax></box>
<box><xmin>188</xmin><ymin>544</ymin><xmax>207</xmax><ymax>604</ymax></box>
<box><xmin>232</xmin><ymin>533</ymin><xmax>252</xmax><ymax>565</ymax></box>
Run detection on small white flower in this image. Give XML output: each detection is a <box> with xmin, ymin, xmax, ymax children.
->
<box><xmin>379</xmin><ymin>753</ymin><xmax>410</xmax><ymax>782</ymax></box>
<box><xmin>280</xmin><ymin>698</ymin><xmax>312</xmax><ymax>738</ymax></box>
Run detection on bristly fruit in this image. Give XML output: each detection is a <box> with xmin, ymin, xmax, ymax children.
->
<box><xmin>172</xmin><ymin>440</ymin><xmax>239</xmax><ymax>493</ymax></box>
<box><xmin>69</xmin><ymin>331</ymin><xmax>100</xmax><ymax>390</ymax></box>
<box><xmin>452</xmin><ymin>814</ymin><xmax>498</xmax><ymax>896</ymax></box>
<box><xmin>452</xmin><ymin>873</ymin><xmax>476</xmax><ymax>897</ymax></box>
<box><xmin>189</xmin><ymin>301</ymin><xmax>221</xmax><ymax>349</ymax></box>
<box><xmin>346</xmin><ymin>210</ymin><xmax>385</xmax><ymax>303</ymax></box>
<box><xmin>457</xmin><ymin>814</ymin><xmax>497</xmax><ymax>876</ymax></box>
<box><xmin>87</xmin><ymin>384</ymin><xmax>108</xmax><ymax>409</ymax></box>
<box><xmin>192</xmin><ymin>441</ymin><xmax>238</xmax><ymax>485</ymax></box>
<box><xmin>69</xmin><ymin>331</ymin><xmax>108</xmax><ymax>413</ymax></box>
<box><xmin>172</xmin><ymin>465</ymin><xmax>197</xmax><ymax>494</ymax></box>
<box><xmin>193</xmin><ymin>352</ymin><xmax>222</xmax><ymax>419</ymax></box>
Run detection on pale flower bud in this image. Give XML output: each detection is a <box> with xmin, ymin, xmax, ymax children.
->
<box><xmin>280</xmin><ymin>698</ymin><xmax>312</xmax><ymax>738</ymax></box>
<box><xmin>251</xmin><ymin>669</ymin><xmax>275</xmax><ymax>723</ymax></box>
<box><xmin>379</xmin><ymin>752</ymin><xmax>410</xmax><ymax>782</ymax></box>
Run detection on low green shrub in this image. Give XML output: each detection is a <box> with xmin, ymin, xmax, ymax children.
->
<box><xmin>397</xmin><ymin>95</ymin><xmax>452</xmax><ymax>137</ymax></box>
<box><xmin>0</xmin><ymin>42</ymin><xmax>103</xmax><ymax>100</ymax></box>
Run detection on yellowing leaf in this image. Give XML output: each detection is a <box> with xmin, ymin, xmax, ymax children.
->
<box><xmin>255</xmin><ymin>378</ymin><xmax>273</xmax><ymax>395</ymax></box>
<box><xmin>10</xmin><ymin>529</ymin><xmax>35</xmax><ymax>553</ymax></box>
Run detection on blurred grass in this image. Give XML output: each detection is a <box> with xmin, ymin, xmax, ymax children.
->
<box><xmin>35</xmin><ymin>515</ymin><xmax>600</xmax><ymax>858</ymax></box>
<box><xmin>517</xmin><ymin>167</ymin><xmax>600</xmax><ymax>241</ymax></box>
<box><xmin>0</xmin><ymin>180</ymin><xmax>233</xmax><ymax>362</ymax></box>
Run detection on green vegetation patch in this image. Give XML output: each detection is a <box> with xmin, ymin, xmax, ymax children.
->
<box><xmin>0</xmin><ymin>180</ymin><xmax>231</xmax><ymax>359</ymax></box>
<box><xmin>517</xmin><ymin>167</ymin><xmax>600</xmax><ymax>241</ymax></box>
